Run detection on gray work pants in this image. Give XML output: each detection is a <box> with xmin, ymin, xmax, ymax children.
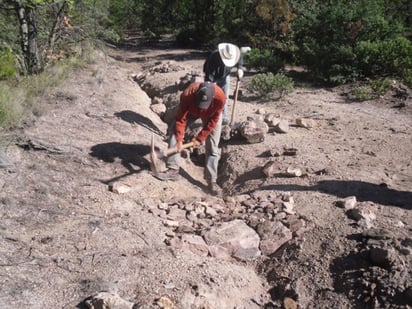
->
<box><xmin>216</xmin><ymin>75</ymin><xmax>230</xmax><ymax>121</ymax></box>
<box><xmin>166</xmin><ymin>115</ymin><xmax>223</xmax><ymax>183</ymax></box>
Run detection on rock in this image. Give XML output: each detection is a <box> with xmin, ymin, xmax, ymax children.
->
<box><xmin>158</xmin><ymin>202</ymin><xmax>170</xmax><ymax>210</ymax></box>
<box><xmin>166</xmin><ymin>236</ymin><xmax>182</xmax><ymax>248</ymax></box>
<box><xmin>273</xmin><ymin>119</ymin><xmax>289</xmax><ymax>133</ymax></box>
<box><xmin>264</xmin><ymin>113</ymin><xmax>281</xmax><ymax>127</ymax></box>
<box><xmin>163</xmin><ymin>219</ymin><xmax>179</xmax><ymax>228</ymax></box>
<box><xmin>268</xmin><ymin>147</ymin><xmax>283</xmax><ymax>157</ymax></box>
<box><xmin>234</xmin><ymin>194</ymin><xmax>251</xmax><ymax>203</ymax></box>
<box><xmin>205</xmin><ymin>206</ymin><xmax>218</xmax><ymax>218</ymax></box>
<box><xmin>239</xmin><ymin>118</ymin><xmax>269</xmax><ymax>143</ymax></box>
<box><xmin>263</xmin><ymin>161</ymin><xmax>278</xmax><ymax>178</ymax></box>
<box><xmin>358</xmin><ymin>218</ymin><xmax>374</xmax><ymax>229</ymax></box>
<box><xmin>192</xmin><ymin>201</ymin><xmax>207</xmax><ymax>215</ymax></box>
<box><xmin>257</xmin><ymin>108</ymin><xmax>266</xmax><ymax>115</ymax></box>
<box><xmin>283</xmin><ymin>297</ymin><xmax>298</xmax><ymax>309</ymax></box>
<box><xmin>282</xmin><ymin>201</ymin><xmax>296</xmax><ymax>215</ymax></box>
<box><xmin>181</xmin><ymin>234</ymin><xmax>209</xmax><ymax>256</ymax></box>
<box><xmin>156</xmin><ymin>296</ymin><xmax>175</xmax><ymax>309</ymax></box>
<box><xmin>149</xmin><ymin>208</ymin><xmax>167</xmax><ymax>218</ymax></box>
<box><xmin>282</xmin><ymin>147</ymin><xmax>297</xmax><ymax>156</ymax></box>
<box><xmin>362</xmin><ymin>228</ymin><xmax>393</xmax><ymax>240</ymax></box>
<box><xmin>110</xmin><ymin>183</ymin><xmax>131</xmax><ymax>194</ymax></box>
<box><xmin>296</xmin><ymin>118</ymin><xmax>318</xmax><ymax>128</ymax></box>
<box><xmin>335</xmin><ymin>196</ymin><xmax>357</xmax><ymax>209</ymax></box>
<box><xmin>151</xmin><ymin>96</ymin><xmax>163</xmax><ymax>105</ymax></box>
<box><xmin>150</xmin><ymin>102</ymin><xmax>166</xmax><ymax>116</ymax></box>
<box><xmin>369</xmin><ymin>247</ymin><xmax>395</xmax><ymax>268</ymax></box>
<box><xmin>84</xmin><ymin>292</ymin><xmax>135</xmax><ymax>309</ymax></box>
<box><xmin>176</xmin><ymin>221</ymin><xmax>195</xmax><ymax>233</ymax></box>
<box><xmin>167</xmin><ymin>207</ymin><xmax>187</xmax><ymax>222</ymax></box>
<box><xmin>257</xmin><ymin>221</ymin><xmax>293</xmax><ymax>256</ymax></box>
<box><xmin>347</xmin><ymin>204</ymin><xmax>376</xmax><ymax>222</ymax></box>
<box><xmin>284</xmin><ymin>166</ymin><xmax>303</xmax><ymax>177</ymax></box>
<box><xmin>233</xmin><ymin>247</ymin><xmax>261</xmax><ymax>261</ymax></box>
<box><xmin>285</xmin><ymin>217</ymin><xmax>305</xmax><ymax>234</ymax></box>
<box><xmin>208</xmin><ymin>244</ymin><xmax>232</xmax><ymax>260</ymax></box>
<box><xmin>204</xmin><ymin>220</ymin><xmax>261</xmax><ymax>261</ymax></box>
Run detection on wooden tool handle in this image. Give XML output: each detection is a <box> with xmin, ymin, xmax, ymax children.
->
<box><xmin>164</xmin><ymin>141</ymin><xmax>195</xmax><ymax>156</ymax></box>
<box><xmin>229</xmin><ymin>79</ymin><xmax>240</xmax><ymax>127</ymax></box>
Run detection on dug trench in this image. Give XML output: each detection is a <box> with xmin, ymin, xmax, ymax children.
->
<box><xmin>132</xmin><ymin>44</ymin><xmax>412</xmax><ymax>308</ymax></box>
<box><xmin>0</xmin><ymin>38</ymin><xmax>411</xmax><ymax>309</ymax></box>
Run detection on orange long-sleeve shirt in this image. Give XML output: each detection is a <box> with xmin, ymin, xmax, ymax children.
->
<box><xmin>174</xmin><ymin>82</ymin><xmax>226</xmax><ymax>142</ymax></box>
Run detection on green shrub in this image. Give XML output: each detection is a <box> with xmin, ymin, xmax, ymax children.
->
<box><xmin>356</xmin><ymin>37</ymin><xmax>412</xmax><ymax>83</ymax></box>
<box><xmin>0</xmin><ymin>49</ymin><xmax>16</xmax><ymax>80</ymax></box>
<box><xmin>369</xmin><ymin>78</ymin><xmax>390</xmax><ymax>95</ymax></box>
<box><xmin>352</xmin><ymin>85</ymin><xmax>373</xmax><ymax>101</ymax></box>
<box><xmin>243</xmin><ymin>48</ymin><xmax>284</xmax><ymax>73</ymax></box>
<box><xmin>292</xmin><ymin>0</ymin><xmax>410</xmax><ymax>85</ymax></box>
<box><xmin>247</xmin><ymin>72</ymin><xmax>294</xmax><ymax>98</ymax></box>
<box><xmin>351</xmin><ymin>78</ymin><xmax>391</xmax><ymax>101</ymax></box>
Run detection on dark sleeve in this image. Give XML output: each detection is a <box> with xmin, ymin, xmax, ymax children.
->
<box><xmin>236</xmin><ymin>53</ymin><xmax>244</xmax><ymax>69</ymax></box>
<box><xmin>203</xmin><ymin>50</ymin><xmax>223</xmax><ymax>82</ymax></box>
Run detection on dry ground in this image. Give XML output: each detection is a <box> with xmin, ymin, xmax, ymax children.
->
<box><xmin>0</xmin><ymin>37</ymin><xmax>411</xmax><ymax>308</ymax></box>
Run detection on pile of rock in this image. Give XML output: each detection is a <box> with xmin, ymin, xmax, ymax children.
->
<box><xmin>358</xmin><ymin>228</ymin><xmax>412</xmax><ymax>306</ymax></box>
<box><xmin>334</xmin><ymin>195</ymin><xmax>412</xmax><ymax>306</ymax></box>
<box><xmin>146</xmin><ymin>190</ymin><xmax>309</xmax><ymax>261</ymax></box>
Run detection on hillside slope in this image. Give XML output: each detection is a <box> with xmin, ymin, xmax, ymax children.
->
<box><xmin>0</xmin><ymin>38</ymin><xmax>411</xmax><ymax>308</ymax></box>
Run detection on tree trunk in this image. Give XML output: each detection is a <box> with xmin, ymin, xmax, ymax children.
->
<box><xmin>15</xmin><ymin>0</ymin><xmax>40</xmax><ymax>74</ymax></box>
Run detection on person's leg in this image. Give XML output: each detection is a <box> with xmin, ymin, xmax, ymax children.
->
<box><xmin>165</xmin><ymin>132</ymin><xmax>180</xmax><ymax>170</ymax></box>
<box><xmin>158</xmin><ymin>116</ymin><xmax>198</xmax><ymax>179</ymax></box>
<box><xmin>155</xmin><ymin>122</ymin><xmax>180</xmax><ymax>180</ymax></box>
<box><xmin>204</xmin><ymin>115</ymin><xmax>223</xmax><ymax>195</ymax></box>
<box><xmin>218</xmin><ymin>75</ymin><xmax>230</xmax><ymax>123</ymax></box>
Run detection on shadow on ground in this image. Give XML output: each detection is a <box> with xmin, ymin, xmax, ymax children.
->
<box><xmin>253</xmin><ymin>180</ymin><xmax>412</xmax><ymax>210</ymax></box>
<box><xmin>89</xmin><ymin>142</ymin><xmax>150</xmax><ymax>171</ymax></box>
<box><xmin>115</xmin><ymin>110</ymin><xmax>165</xmax><ymax>137</ymax></box>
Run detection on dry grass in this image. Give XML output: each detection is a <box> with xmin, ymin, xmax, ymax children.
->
<box><xmin>0</xmin><ymin>47</ymin><xmax>98</xmax><ymax>131</ymax></box>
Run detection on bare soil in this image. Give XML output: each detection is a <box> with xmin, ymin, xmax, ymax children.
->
<box><xmin>0</xmin><ymin>36</ymin><xmax>411</xmax><ymax>309</ymax></box>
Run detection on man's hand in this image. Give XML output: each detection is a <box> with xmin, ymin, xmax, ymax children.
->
<box><xmin>191</xmin><ymin>138</ymin><xmax>200</xmax><ymax>147</ymax></box>
<box><xmin>237</xmin><ymin>68</ymin><xmax>244</xmax><ymax>80</ymax></box>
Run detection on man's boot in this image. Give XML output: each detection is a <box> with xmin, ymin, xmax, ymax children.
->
<box><xmin>155</xmin><ymin>168</ymin><xmax>179</xmax><ymax>181</ymax></box>
<box><xmin>208</xmin><ymin>181</ymin><xmax>223</xmax><ymax>196</ymax></box>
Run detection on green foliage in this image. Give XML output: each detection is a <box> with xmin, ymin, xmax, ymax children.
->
<box><xmin>351</xmin><ymin>78</ymin><xmax>391</xmax><ymax>101</ymax></box>
<box><xmin>0</xmin><ymin>49</ymin><xmax>17</xmax><ymax>80</ymax></box>
<box><xmin>247</xmin><ymin>72</ymin><xmax>294</xmax><ymax>99</ymax></box>
<box><xmin>244</xmin><ymin>48</ymin><xmax>284</xmax><ymax>73</ymax></box>
<box><xmin>355</xmin><ymin>36</ymin><xmax>412</xmax><ymax>80</ymax></box>
<box><xmin>370</xmin><ymin>78</ymin><xmax>391</xmax><ymax>95</ymax></box>
<box><xmin>352</xmin><ymin>85</ymin><xmax>373</xmax><ymax>101</ymax></box>
<box><xmin>292</xmin><ymin>0</ymin><xmax>411</xmax><ymax>85</ymax></box>
<box><xmin>0</xmin><ymin>83</ymin><xmax>26</xmax><ymax>129</ymax></box>
<box><xmin>0</xmin><ymin>48</ymin><xmax>93</xmax><ymax>129</ymax></box>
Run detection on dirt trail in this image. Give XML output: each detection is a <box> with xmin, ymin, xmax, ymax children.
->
<box><xmin>0</xmin><ymin>38</ymin><xmax>411</xmax><ymax>308</ymax></box>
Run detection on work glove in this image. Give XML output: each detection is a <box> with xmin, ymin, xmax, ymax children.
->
<box><xmin>191</xmin><ymin>138</ymin><xmax>200</xmax><ymax>147</ymax></box>
<box><xmin>237</xmin><ymin>68</ymin><xmax>244</xmax><ymax>80</ymax></box>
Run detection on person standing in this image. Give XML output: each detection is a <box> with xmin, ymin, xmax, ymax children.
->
<box><xmin>156</xmin><ymin>81</ymin><xmax>226</xmax><ymax>196</ymax></box>
<box><xmin>203</xmin><ymin>43</ymin><xmax>244</xmax><ymax>123</ymax></box>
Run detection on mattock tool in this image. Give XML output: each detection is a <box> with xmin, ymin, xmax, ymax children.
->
<box><xmin>150</xmin><ymin>133</ymin><xmax>194</xmax><ymax>177</ymax></box>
